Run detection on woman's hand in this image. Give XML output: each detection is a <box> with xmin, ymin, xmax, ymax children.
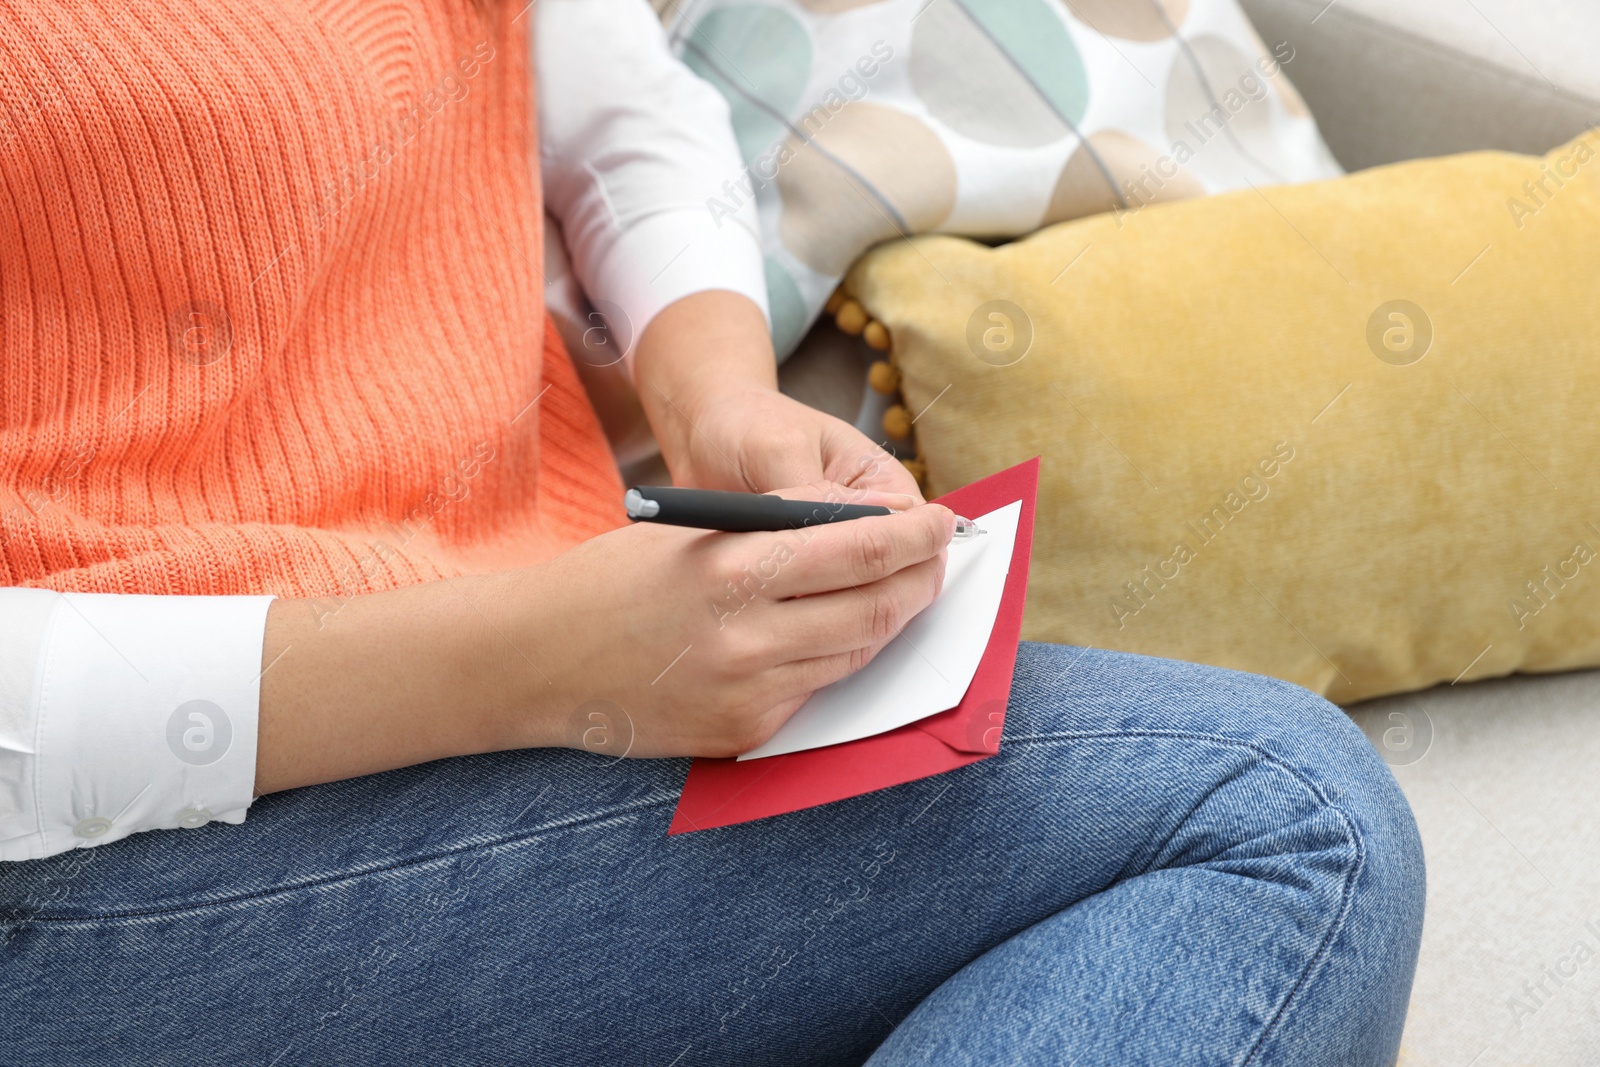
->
<box><xmin>666</xmin><ymin>384</ymin><xmax>924</xmax><ymax>502</ymax></box>
<box><xmin>634</xmin><ymin>290</ymin><xmax>924</xmax><ymax>503</ymax></box>
<box><xmin>253</xmin><ymin>293</ymin><xmax>953</xmax><ymax>794</ymax></box>
<box><xmin>503</xmin><ymin>484</ymin><xmax>953</xmax><ymax>759</ymax></box>
<box><xmin>253</xmin><ymin>484</ymin><xmax>954</xmax><ymax>793</ymax></box>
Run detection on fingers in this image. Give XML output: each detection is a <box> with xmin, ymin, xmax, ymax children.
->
<box><xmin>772</xmin><ymin>648</ymin><xmax>883</xmax><ymax>705</ymax></box>
<box><xmin>742</xmin><ymin>451</ymin><xmax>825</xmax><ymax>501</ymax></box>
<box><xmin>756</xmin><ymin>503</ymin><xmax>954</xmax><ymax>600</ymax></box>
<box><xmin>844</xmin><ymin>454</ymin><xmax>925</xmax><ymax>504</ymax></box>
<box><xmin>772</xmin><ymin>595</ymin><xmax>937</xmax><ymax>696</ymax></box>
<box><xmin>765</xmin><ymin>480</ymin><xmax>918</xmax><ymax>512</ymax></box>
<box><xmin>818</xmin><ymin>423</ymin><xmax>926</xmax><ymax>504</ymax></box>
<box><xmin>861</xmin><ymin>466</ymin><xmax>925</xmax><ymax>505</ymax></box>
<box><xmin>765</xmin><ymin>555</ymin><xmax>945</xmax><ymax>662</ymax></box>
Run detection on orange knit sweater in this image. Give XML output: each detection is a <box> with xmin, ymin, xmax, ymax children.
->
<box><xmin>0</xmin><ymin>0</ymin><xmax>625</xmax><ymax>599</ymax></box>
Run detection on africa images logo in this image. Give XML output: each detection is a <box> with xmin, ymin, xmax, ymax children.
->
<box><xmin>1366</xmin><ymin>300</ymin><xmax>1433</xmax><ymax>367</ymax></box>
<box><xmin>166</xmin><ymin>700</ymin><xmax>232</xmax><ymax>766</ymax></box>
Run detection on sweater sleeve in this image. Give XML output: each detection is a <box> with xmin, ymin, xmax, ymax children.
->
<box><xmin>0</xmin><ymin>590</ymin><xmax>274</xmax><ymax>861</ymax></box>
<box><xmin>534</xmin><ymin>0</ymin><xmax>770</xmax><ymax>372</ymax></box>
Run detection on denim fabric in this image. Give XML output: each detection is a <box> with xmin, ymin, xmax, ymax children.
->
<box><xmin>0</xmin><ymin>644</ymin><xmax>1424</xmax><ymax>1066</ymax></box>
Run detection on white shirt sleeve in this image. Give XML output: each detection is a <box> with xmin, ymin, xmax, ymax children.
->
<box><xmin>535</xmin><ymin>0</ymin><xmax>770</xmax><ymax>371</ymax></box>
<box><xmin>0</xmin><ymin>589</ymin><xmax>274</xmax><ymax>862</ymax></box>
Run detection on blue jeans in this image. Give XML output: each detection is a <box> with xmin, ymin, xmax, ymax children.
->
<box><xmin>0</xmin><ymin>644</ymin><xmax>1424</xmax><ymax>1065</ymax></box>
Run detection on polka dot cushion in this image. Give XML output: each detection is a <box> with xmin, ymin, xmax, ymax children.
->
<box><xmin>657</xmin><ymin>0</ymin><xmax>1343</xmax><ymax>357</ymax></box>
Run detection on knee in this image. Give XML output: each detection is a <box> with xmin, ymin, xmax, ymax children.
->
<box><xmin>1212</xmin><ymin>668</ymin><xmax>1425</xmax><ymax>903</ymax></box>
<box><xmin>1115</xmin><ymin>650</ymin><xmax>1427</xmax><ymax>1055</ymax></box>
<box><xmin>1202</xmin><ymin>673</ymin><xmax>1427</xmax><ymax>1059</ymax></box>
<box><xmin>1007</xmin><ymin>645</ymin><xmax>1425</xmax><ymax>1059</ymax></box>
<box><xmin>1012</xmin><ymin>644</ymin><xmax>1425</xmax><ymax>915</ymax></box>
<box><xmin>1118</xmin><ymin>649</ymin><xmax>1427</xmax><ymax>976</ymax></box>
<box><xmin>1155</xmin><ymin>652</ymin><xmax>1423</xmax><ymax>894</ymax></box>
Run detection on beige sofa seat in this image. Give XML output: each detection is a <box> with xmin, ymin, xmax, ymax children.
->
<box><xmin>1350</xmin><ymin>675</ymin><xmax>1600</xmax><ymax>1066</ymax></box>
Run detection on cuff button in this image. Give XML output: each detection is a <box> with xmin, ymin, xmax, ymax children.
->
<box><xmin>73</xmin><ymin>817</ymin><xmax>112</xmax><ymax>839</ymax></box>
<box><xmin>177</xmin><ymin>808</ymin><xmax>212</xmax><ymax>829</ymax></box>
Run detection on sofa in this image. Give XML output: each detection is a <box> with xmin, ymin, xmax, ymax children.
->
<box><xmin>775</xmin><ymin>2</ymin><xmax>1600</xmax><ymax>1063</ymax></box>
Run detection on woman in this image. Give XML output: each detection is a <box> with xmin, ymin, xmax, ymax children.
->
<box><xmin>0</xmin><ymin>1</ymin><xmax>1424</xmax><ymax>1063</ymax></box>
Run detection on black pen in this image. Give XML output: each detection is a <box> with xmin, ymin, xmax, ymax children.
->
<box><xmin>623</xmin><ymin>486</ymin><xmax>985</xmax><ymax>540</ymax></box>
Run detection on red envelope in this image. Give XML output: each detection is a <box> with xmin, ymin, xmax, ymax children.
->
<box><xmin>668</xmin><ymin>457</ymin><xmax>1040</xmax><ymax>834</ymax></box>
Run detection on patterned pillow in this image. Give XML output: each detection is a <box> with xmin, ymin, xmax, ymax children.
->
<box><xmin>654</xmin><ymin>0</ymin><xmax>1343</xmax><ymax>357</ymax></box>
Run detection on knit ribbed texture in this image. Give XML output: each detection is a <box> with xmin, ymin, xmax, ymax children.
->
<box><xmin>0</xmin><ymin>0</ymin><xmax>625</xmax><ymax>598</ymax></box>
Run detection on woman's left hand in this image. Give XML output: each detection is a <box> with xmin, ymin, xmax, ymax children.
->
<box><xmin>634</xmin><ymin>289</ymin><xmax>924</xmax><ymax>503</ymax></box>
<box><xmin>666</xmin><ymin>384</ymin><xmax>923</xmax><ymax>502</ymax></box>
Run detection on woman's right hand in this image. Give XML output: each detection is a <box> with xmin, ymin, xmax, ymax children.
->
<box><xmin>503</xmin><ymin>484</ymin><xmax>955</xmax><ymax>759</ymax></box>
<box><xmin>254</xmin><ymin>483</ymin><xmax>952</xmax><ymax>794</ymax></box>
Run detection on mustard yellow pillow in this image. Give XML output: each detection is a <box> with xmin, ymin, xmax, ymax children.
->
<box><xmin>845</xmin><ymin>131</ymin><xmax>1600</xmax><ymax>703</ymax></box>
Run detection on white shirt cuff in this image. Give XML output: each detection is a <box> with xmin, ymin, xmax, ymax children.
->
<box><xmin>535</xmin><ymin>0</ymin><xmax>770</xmax><ymax>373</ymax></box>
<box><xmin>583</xmin><ymin>206</ymin><xmax>771</xmax><ymax>370</ymax></box>
<box><xmin>0</xmin><ymin>591</ymin><xmax>274</xmax><ymax>861</ymax></box>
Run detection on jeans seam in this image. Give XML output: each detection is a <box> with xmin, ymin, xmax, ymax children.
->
<box><xmin>4</xmin><ymin>792</ymin><xmax>677</xmax><ymax>928</ymax></box>
<box><xmin>1130</xmin><ymin>759</ymin><xmax>1252</xmax><ymax>884</ymax></box>
<box><xmin>1004</xmin><ymin>727</ymin><xmax>1366</xmax><ymax>1062</ymax></box>
<box><xmin>1241</xmin><ymin>807</ymin><xmax>1363</xmax><ymax>1067</ymax></box>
